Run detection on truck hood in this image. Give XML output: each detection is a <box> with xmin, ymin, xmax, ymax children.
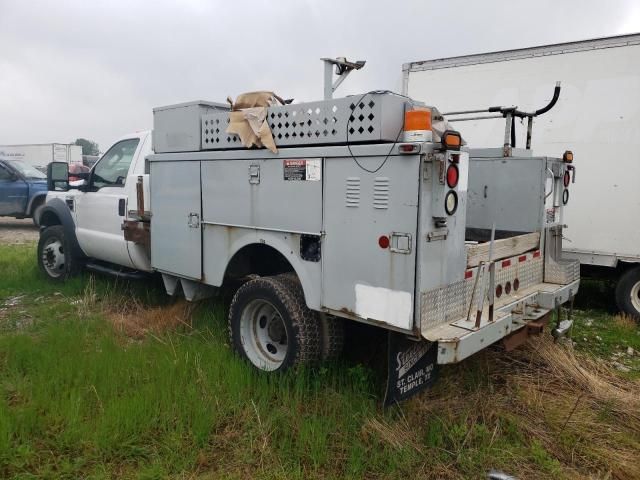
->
<box><xmin>27</xmin><ymin>179</ymin><xmax>48</xmax><ymax>188</ymax></box>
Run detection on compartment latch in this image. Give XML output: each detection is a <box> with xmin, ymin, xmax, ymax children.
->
<box><xmin>390</xmin><ymin>233</ymin><xmax>412</xmax><ymax>254</ymax></box>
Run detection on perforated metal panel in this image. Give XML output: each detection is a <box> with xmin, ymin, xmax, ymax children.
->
<box><xmin>201</xmin><ymin>93</ymin><xmax>410</xmax><ymax>150</ymax></box>
<box><xmin>420</xmin><ymin>256</ymin><xmax>544</xmax><ymax>330</ymax></box>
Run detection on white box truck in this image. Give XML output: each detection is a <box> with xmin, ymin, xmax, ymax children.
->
<box><xmin>0</xmin><ymin>143</ymin><xmax>82</xmax><ymax>171</ymax></box>
<box><xmin>403</xmin><ymin>33</ymin><xmax>640</xmax><ymax>318</ymax></box>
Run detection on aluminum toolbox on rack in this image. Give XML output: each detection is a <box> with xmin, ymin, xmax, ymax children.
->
<box><xmin>201</xmin><ymin>93</ymin><xmax>411</xmax><ymax>150</ymax></box>
<box><xmin>153</xmin><ymin>100</ymin><xmax>229</xmax><ymax>153</ymax></box>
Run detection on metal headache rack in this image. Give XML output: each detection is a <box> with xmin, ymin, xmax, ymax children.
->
<box><xmin>443</xmin><ymin>82</ymin><xmax>561</xmax><ymax>156</ymax></box>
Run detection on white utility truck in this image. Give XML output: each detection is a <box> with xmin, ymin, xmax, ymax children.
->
<box><xmin>403</xmin><ymin>33</ymin><xmax>640</xmax><ymax>318</ymax></box>
<box><xmin>37</xmin><ymin>59</ymin><xmax>579</xmax><ymax>403</ymax></box>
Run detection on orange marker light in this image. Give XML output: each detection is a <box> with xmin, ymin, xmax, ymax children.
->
<box><xmin>442</xmin><ymin>130</ymin><xmax>462</xmax><ymax>151</ymax></box>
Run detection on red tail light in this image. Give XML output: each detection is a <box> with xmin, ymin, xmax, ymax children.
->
<box><xmin>378</xmin><ymin>235</ymin><xmax>390</xmax><ymax>249</ymax></box>
<box><xmin>446</xmin><ymin>164</ymin><xmax>459</xmax><ymax>188</ymax></box>
<box><xmin>563</xmin><ymin>171</ymin><xmax>570</xmax><ymax>187</ymax></box>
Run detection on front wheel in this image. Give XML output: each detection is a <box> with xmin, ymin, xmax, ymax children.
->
<box><xmin>37</xmin><ymin>225</ymin><xmax>78</xmax><ymax>281</ymax></box>
<box><xmin>615</xmin><ymin>266</ymin><xmax>640</xmax><ymax>320</ymax></box>
<box><xmin>31</xmin><ymin>202</ymin><xmax>44</xmax><ymax>226</ymax></box>
<box><xmin>228</xmin><ymin>274</ymin><xmax>321</xmax><ymax>372</ymax></box>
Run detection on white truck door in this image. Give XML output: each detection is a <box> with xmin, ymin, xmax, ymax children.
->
<box><xmin>74</xmin><ymin>138</ymin><xmax>142</xmax><ymax>268</ymax></box>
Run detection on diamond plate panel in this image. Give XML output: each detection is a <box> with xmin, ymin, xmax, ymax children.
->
<box><xmin>421</xmin><ymin>278</ymin><xmax>474</xmax><ymax>330</ymax></box>
<box><xmin>544</xmin><ymin>259</ymin><xmax>580</xmax><ymax>284</ymax></box>
<box><xmin>201</xmin><ymin>94</ymin><xmax>408</xmax><ymax>150</ymax></box>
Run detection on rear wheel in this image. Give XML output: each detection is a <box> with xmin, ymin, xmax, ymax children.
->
<box><xmin>37</xmin><ymin>225</ymin><xmax>78</xmax><ymax>281</ymax></box>
<box><xmin>615</xmin><ymin>266</ymin><xmax>640</xmax><ymax>319</ymax></box>
<box><xmin>228</xmin><ymin>274</ymin><xmax>321</xmax><ymax>371</ymax></box>
<box><xmin>274</xmin><ymin>272</ymin><xmax>345</xmax><ymax>361</ymax></box>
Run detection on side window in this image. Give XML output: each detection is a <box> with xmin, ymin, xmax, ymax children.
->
<box><xmin>0</xmin><ymin>165</ymin><xmax>12</xmax><ymax>181</ymax></box>
<box><xmin>92</xmin><ymin>138</ymin><xmax>140</xmax><ymax>189</ymax></box>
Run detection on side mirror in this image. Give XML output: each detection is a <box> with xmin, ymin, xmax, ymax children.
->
<box><xmin>47</xmin><ymin>162</ymin><xmax>69</xmax><ymax>191</ymax></box>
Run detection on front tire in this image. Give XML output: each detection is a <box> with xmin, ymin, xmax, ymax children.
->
<box><xmin>615</xmin><ymin>266</ymin><xmax>640</xmax><ymax>319</ymax></box>
<box><xmin>37</xmin><ymin>225</ymin><xmax>78</xmax><ymax>281</ymax></box>
<box><xmin>228</xmin><ymin>274</ymin><xmax>321</xmax><ymax>372</ymax></box>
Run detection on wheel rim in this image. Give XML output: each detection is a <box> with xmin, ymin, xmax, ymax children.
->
<box><xmin>239</xmin><ymin>298</ymin><xmax>288</xmax><ymax>371</ymax></box>
<box><xmin>42</xmin><ymin>237</ymin><xmax>66</xmax><ymax>278</ymax></box>
<box><xmin>631</xmin><ymin>281</ymin><xmax>640</xmax><ymax>313</ymax></box>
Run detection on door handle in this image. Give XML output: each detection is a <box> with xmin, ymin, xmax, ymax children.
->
<box><xmin>118</xmin><ymin>198</ymin><xmax>125</xmax><ymax>216</ymax></box>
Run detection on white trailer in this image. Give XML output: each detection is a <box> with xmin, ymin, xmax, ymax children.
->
<box><xmin>403</xmin><ymin>33</ymin><xmax>640</xmax><ymax>318</ymax></box>
<box><xmin>0</xmin><ymin>143</ymin><xmax>82</xmax><ymax>170</ymax></box>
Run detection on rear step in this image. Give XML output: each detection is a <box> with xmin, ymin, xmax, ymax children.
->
<box><xmin>85</xmin><ymin>262</ymin><xmax>149</xmax><ymax>280</ymax></box>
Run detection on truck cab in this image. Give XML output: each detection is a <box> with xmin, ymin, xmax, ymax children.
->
<box><xmin>38</xmin><ymin>131</ymin><xmax>153</xmax><ymax>278</ymax></box>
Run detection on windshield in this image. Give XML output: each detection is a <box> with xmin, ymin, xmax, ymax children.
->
<box><xmin>7</xmin><ymin>160</ymin><xmax>46</xmax><ymax>179</ymax></box>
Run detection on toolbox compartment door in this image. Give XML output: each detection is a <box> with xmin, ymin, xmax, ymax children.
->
<box><xmin>321</xmin><ymin>155</ymin><xmax>420</xmax><ymax>330</ymax></box>
<box><xmin>150</xmin><ymin>160</ymin><xmax>202</xmax><ymax>279</ymax></box>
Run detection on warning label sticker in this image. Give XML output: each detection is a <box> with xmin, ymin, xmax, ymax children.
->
<box><xmin>283</xmin><ymin>159</ymin><xmax>321</xmax><ymax>181</ymax></box>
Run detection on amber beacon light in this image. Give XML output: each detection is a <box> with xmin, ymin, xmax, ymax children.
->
<box><xmin>403</xmin><ymin>109</ymin><xmax>432</xmax><ymax>142</ymax></box>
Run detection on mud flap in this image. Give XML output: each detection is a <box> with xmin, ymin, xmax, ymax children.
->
<box><xmin>383</xmin><ymin>332</ymin><xmax>438</xmax><ymax>407</ymax></box>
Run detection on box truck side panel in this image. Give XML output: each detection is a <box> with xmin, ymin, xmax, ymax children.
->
<box><xmin>406</xmin><ymin>43</ymin><xmax>640</xmax><ymax>262</ymax></box>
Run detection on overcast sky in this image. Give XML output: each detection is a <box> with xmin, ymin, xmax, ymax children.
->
<box><xmin>1</xmin><ymin>0</ymin><xmax>639</xmax><ymax>151</ymax></box>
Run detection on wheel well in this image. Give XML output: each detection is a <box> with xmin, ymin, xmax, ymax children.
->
<box><xmin>39</xmin><ymin>210</ymin><xmax>62</xmax><ymax>228</ymax></box>
<box><xmin>29</xmin><ymin>195</ymin><xmax>46</xmax><ymax>215</ymax></box>
<box><xmin>223</xmin><ymin>244</ymin><xmax>295</xmax><ymax>284</ymax></box>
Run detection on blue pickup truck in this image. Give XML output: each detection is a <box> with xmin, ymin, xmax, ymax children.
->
<box><xmin>0</xmin><ymin>159</ymin><xmax>48</xmax><ymax>225</ymax></box>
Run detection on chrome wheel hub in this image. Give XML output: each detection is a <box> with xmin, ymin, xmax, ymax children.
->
<box><xmin>42</xmin><ymin>239</ymin><xmax>65</xmax><ymax>278</ymax></box>
<box><xmin>240</xmin><ymin>299</ymin><xmax>288</xmax><ymax>370</ymax></box>
<box><xmin>631</xmin><ymin>281</ymin><xmax>640</xmax><ymax>313</ymax></box>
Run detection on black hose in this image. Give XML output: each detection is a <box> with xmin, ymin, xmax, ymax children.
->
<box><xmin>535</xmin><ymin>82</ymin><xmax>561</xmax><ymax>116</ymax></box>
<box><xmin>510</xmin><ymin>116</ymin><xmax>516</xmax><ymax>147</ymax></box>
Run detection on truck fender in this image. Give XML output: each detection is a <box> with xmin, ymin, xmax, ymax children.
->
<box><xmin>26</xmin><ymin>192</ymin><xmax>47</xmax><ymax>216</ymax></box>
<box><xmin>218</xmin><ymin>232</ymin><xmax>322</xmax><ymax>310</ymax></box>
<box><xmin>38</xmin><ymin>198</ymin><xmax>86</xmax><ymax>261</ymax></box>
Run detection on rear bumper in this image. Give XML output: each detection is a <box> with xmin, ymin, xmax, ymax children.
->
<box><xmin>424</xmin><ymin>280</ymin><xmax>579</xmax><ymax>364</ymax></box>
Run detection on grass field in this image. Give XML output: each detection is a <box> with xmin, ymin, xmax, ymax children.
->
<box><xmin>1</xmin><ymin>243</ymin><xmax>639</xmax><ymax>479</ymax></box>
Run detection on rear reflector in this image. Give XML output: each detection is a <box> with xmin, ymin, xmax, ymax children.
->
<box><xmin>465</xmin><ymin>270</ymin><xmax>473</xmax><ymax>279</ymax></box>
<box><xmin>533</xmin><ymin>251</ymin><xmax>541</xmax><ymax>258</ymax></box>
<box><xmin>518</xmin><ymin>255</ymin><xmax>527</xmax><ymax>263</ymax></box>
<box><xmin>378</xmin><ymin>235</ymin><xmax>390</xmax><ymax>249</ymax></box>
<box><xmin>502</xmin><ymin>259</ymin><xmax>511</xmax><ymax>268</ymax></box>
<box><xmin>398</xmin><ymin>144</ymin><xmax>419</xmax><ymax>153</ymax></box>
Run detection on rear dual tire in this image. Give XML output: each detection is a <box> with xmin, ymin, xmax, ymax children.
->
<box><xmin>615</xmin><ymin>266</ymin><xmax>640</xmax><ymax>320</ymax></box>
<box><xmin>228</xmin><ymin>274</ymin><xmax>344</xmax><ymax>372</ymax></box>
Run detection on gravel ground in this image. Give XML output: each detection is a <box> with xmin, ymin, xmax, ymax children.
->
<box><xmin>0</xmin><ymin>218</ymin><xmax>39</xmax><ymax>244</ymax></box>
